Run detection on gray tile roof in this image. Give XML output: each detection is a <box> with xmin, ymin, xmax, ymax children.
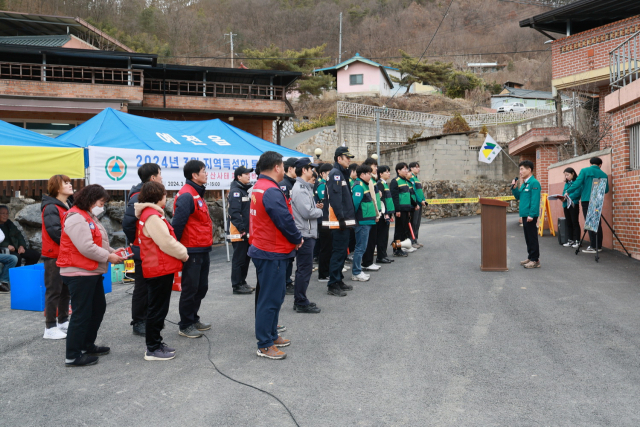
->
<box><xmin>0</xmin><ymin>35</ymin><xmax>71</xmax><ymax>47</ymax></box>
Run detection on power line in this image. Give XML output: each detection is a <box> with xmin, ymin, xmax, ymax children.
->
<box><xmin>160</xmin><ymin>49</ymin><xmax>549</xmax><ymax>61</ymax></box>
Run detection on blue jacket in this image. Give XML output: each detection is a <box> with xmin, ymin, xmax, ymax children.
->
<box><xmin>248</xmin><ymin>175</ymin><xmax>302</xmax><ymax>260</ymax></box>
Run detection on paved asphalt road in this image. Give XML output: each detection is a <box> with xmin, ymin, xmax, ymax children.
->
<box><xmin>2</xmin><ymin>214</ymin><xmax>640</xmax><ymax>426</ymax></box>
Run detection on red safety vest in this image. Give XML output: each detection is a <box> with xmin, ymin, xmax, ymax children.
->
<box><xmin>249</xmin><ymin>178</ymin><xmax>296</xmax><ymax>254</ymax></box>
<box><xmin>174</xmin><ymin>184</ymin><xmax>213</xmax><ymax>248</ymax></box>
<box><xmin>136</xmin><ymin>206</ymin><xmax>183</xmax><ymax>278</ymax></box>
<box><xmin>57</xmin><ymin>207</ymin><xmax>103</xmax><ymax>271</ymax></box>
<box><xmin>41</xmin><ymin>204</ymin><xmax>67</xmax><ymax>258</ymax></box>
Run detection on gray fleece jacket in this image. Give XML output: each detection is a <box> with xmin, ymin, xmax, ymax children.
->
<box><xmin>291</xmin><ymin>177</ymin><xmax>323</xmax><ymax>239</ymax></box>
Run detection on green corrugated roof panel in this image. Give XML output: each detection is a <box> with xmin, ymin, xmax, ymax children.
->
<box><xmin>0</xmin><ymin>35</ymin><xmax>71</xmax><ymax>47</ymax></box>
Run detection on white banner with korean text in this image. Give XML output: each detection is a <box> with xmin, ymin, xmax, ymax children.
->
<box><xmin>88</xmin><ymin>147</ymin><xmax>260</xmax><ymax>190</ymax></box>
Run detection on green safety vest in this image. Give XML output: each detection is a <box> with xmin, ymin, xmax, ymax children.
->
<box><xmin>315</xmin><ymin>178</ymin><xmax>326</xmax><ymax>201</ymax></box>
<box><xmin>410</xmin><ymin>175</ymin><xmax>425</xmax><ymax>202</ymax></box>
<box><xmin>353</xmin><ymin>178</ymin><xmax>377</xmax><ymax>225</ymax></box>
<box><xmin>395</xmin><ymin>177</ymin><xmax>413</xmax><ymax>209</ymax></box>
<box><xmin>378</xmin><ymin>179</ymin><xmax>395</xmax><ymax>213</ymax></box>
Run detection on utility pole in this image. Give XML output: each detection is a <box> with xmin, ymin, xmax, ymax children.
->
<box><xmin>338</xmin><ymin>12</ymin><xmax>343</xmax><ymax>64</ymax></box>
<box><xmin>225</xmin><ymin>32</ymin><xmax>237</xmax><ymax>68</ymax></box>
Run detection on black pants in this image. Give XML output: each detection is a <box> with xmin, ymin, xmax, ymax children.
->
<box><xmin>131</xmin><ymin>259</ymin><xmax>148</xmax><ymax>325</ymax></box>
<box><xmin>231</xmin><ymin>239</ymin><xmax>251</xmax><ymax>288</ymax></box>
<box><xmin>44</xmin><ymin>257</ymin><xmax>69</xmax><ymax>328</ymax></box>
<box><xmin>522</xmin><ymin>217</ymin><xmax>540</xmax><ymax>262</ymax></box>
<box><xmin>318</xmin><ymin>227</ymin><xmax>332</xmax><ymax>279</ymax></box>
<box><xmin>411</xmin><ymin>205</ymin><xmax>422</xmax><ymax>242</ymax></box>
<box><xmin>362</xmin><ymin>222</ymin><xmax>377</xmax><ymax>267</ymax></box>
<box><xmin>581</xmin><ymin>201</ymin><xmax>604</xmax><ymax>249</ymax></box>
<box><xmin>564</xmin><ymin>204</ymin><xmax>581</xmax><ymax>242</ymax></box>
<box><xmin>348</xmin><ymin>229</ymin><xmax>356</xmax><ymax>254</ymax></box>
<box><xmin>394</xmin><ymin>211</ymin><xmax>411</xmax><ymax>243</ymax></box>
<box><xmin>64</xmin><ymin>275</ymin><xmax>106</xmax><ymax>360</ymax></box>
<box><xmin>11</xmin><ymin>248</ymin><xmax>40</xmax><ymax>266</ymax></box>
<box><xmin>329</xmin><ymin>228</ymin><xmax>350</xmax><ymax>287</ymax></box>
<box><xmin>285</xmin><ymin>257</ymin><xmax>294</xmax><ymax>286</ymax></box>
<box><xmin>376</xmin><ymin>217</ymin><xmax>391</xmax><ymax>261</ymax></box>
<box><xmin>145</xmin><ymin>273</ymin><xmax>174</xmax><ymax>352</ymax></box>
<box><xmin>178</xmin><ymin>252</ymin><xmax>210</xmax><ymax>329</ymax></box>
<box><xmin>294</xmin><ymin>238</ymin><xmax>315</xmax><ymax>306</ymax></box>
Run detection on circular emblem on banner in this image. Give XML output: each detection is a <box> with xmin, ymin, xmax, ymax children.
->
<box><xmin>105</xmin><ymin>156</ymin><xmax>127</xmax><ymax>181</ymax></box>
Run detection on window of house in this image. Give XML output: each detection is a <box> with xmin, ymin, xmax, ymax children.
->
<box><xmin>630</xmin><ymin>123</ymin><xmax>640</xmax><ymax>170</ymax></box>
<box><xmin>350</xmin><ymin>74</ymin><xmax>363</xmax><ymax>85</ymax></box>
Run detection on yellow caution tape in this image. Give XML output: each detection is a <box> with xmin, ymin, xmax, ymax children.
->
<box><xmin>425</xmin><ymin>196</ymin><xmax>515</xmax><ymax>205</ymax></box>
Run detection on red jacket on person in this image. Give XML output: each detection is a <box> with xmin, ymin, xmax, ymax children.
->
<box><xmin>56</xmin><ymin>207</ymin><xmax>103</xmax><ymax>271</ymax></box>
<box><xmin>173</xmin><ymin>183</ymin><xmax>213</xmax><ymax>248</ymax></box>
<box><xmin>137</xmin><ymin>206</ymin><xmax>184</xmax><ymax>278</ymax></box>
<box><xmin>41</xmin><ymin>204</ymin><xmax>67</xmax><ymax>259</ymax></box>
<box><xmin>249</xmin><ymin>177</ymin><xmax>297</xmax><ymax>255</ymax></box>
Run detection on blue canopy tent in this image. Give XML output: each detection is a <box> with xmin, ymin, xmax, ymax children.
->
<box><xmin>0</xmin><ymin>120</ymin><xmax>84</xmax><ymax>181</ymax></box>
<box><xmin>57</xmin><ymin>107</ymin><xmax>307</xmax><ymax>190</ymax></box>
<box><xmin>57</xmin><ymin>108</ymin><xmax>309</xmax><ymax>260</ymax></box>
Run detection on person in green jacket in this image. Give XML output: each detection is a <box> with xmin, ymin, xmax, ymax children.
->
<box><xmin>409</xmin><ymin>162</ymin><xmax>427</xmax><ymax>248</ymax></box>
<box><xmin>347</xmin><ymin>163</ymin><xmax>358</xmax><ymax>257</ymax></box>
<box><xmin>314</xmin><ymin>163</ymin><xmax>333</xmax><ymax>280</ymax></box>
<box><xmin>561</xmin><ymin>167</ymin><xmax>581</xmax><ymax>248</ymax></box>
<box><xmin>565</xmin><ymin>156</ymin><xmax>609</xmax><ymax>253</ymax></box>
<box><xmin>351</xmin><ymin>164</ymin><xmax>376</xmax><ymax>282</ymax></box>
<box><xmin>511</xmin><ymin>160</ymin><xmax>541</xmax><ymax>269</ymax></box>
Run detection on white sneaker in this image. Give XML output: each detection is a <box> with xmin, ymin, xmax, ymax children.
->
<box><xmin>572</xmin><ymin>242</ymin><xmax>580</xmax><ymax>248</ymax></box>
<box><xmin>363</xmin><ymin>264</ymin><xmax>381</xmax><ymax>271</ymax></box>
<box><xmin>43</xmin><ymin>327</ymin><xmax>67</xmax><ymax>340</ymax></box>
<box><xmin>563</xmin><ymin>240</ymin><xmax>573</xmax><ymax>247</ymax></box>
<box><xmin>57</xmin><ymin>321</ymin><xmax>69</xmax><ymax>332</ymax></box>
<box><xmin>351</xmin><ymin>272</ymin><xmax>370</xmax><ymax>282</ymax></box>
<box><xmin>582</xmin><ymin>246</ymin><xmax>597</xmax><ymax>253</ymax></box>
<box><xmin>342</xmin><ymin>265</ymin><xmax>350</xmax><ymax>272</ymax></box>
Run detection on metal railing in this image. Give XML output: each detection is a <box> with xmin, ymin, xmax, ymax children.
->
<box><xmin>0</xmin><ymin>62</ymin><xmax>143</xmax><ymax>86</ymax></box>
<box><xmin>337</xmin><ymin>101</ymin><xmax>572</xmax><ymax>128</ymax></box>
<box><xmin>610</xmin><ymin>31</ymin><xmax>640</xmax><ymax>90</ymax></box>
<box><xmin>144</xmin><ymin>79</ymin><xmax>285</xmax><ymax>100</ymax></box>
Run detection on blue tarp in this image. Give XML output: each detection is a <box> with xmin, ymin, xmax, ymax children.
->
<box><xmin>57</xmin><ymin>108</ymin><xmax>306</xmax><ymax>157</ymax></box>
<box><xmin>0</xmin><ymin>120</ymin><xmax>77</xmax><ymax>147</ymax></box>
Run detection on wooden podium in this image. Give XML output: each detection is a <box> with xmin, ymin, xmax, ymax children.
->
<box><xmin>480</xmin><ymin>198</ymin><xmax>509</xmax><ymax>271</ymax></box>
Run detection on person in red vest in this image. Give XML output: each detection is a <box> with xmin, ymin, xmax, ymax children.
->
<box><xmin>122</xmin><ymin>163</ymin><xmax>163</xmax><ymax>337</ymax></box>
<box><xmin>135</xmin><ymin>181</ymin><xmax>188</xmax><ymax>361</ymax></box>
<box><xmin>172</xmin><ymin>160</ymin><xmax>213</xmax><ymax>339</ymax></box>
<box><xmin>249</xmin><ymin>151</ymin><xmax>303</xmax><ymax>360</ymax></box>
<box><xmin>57</xmin><ymin>184</ymin><xmax>125</xmax><ymax>367</ymax></box>
<box><xmin>40</xmin><ymin>174</ymin><xmax>74</xmax><ymax>340</ymax></box>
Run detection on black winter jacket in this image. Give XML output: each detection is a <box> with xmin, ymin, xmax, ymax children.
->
<box><xmin>322</xmin><ymin>162</ymin><xmax>356</xmax><ymax>227</ymax></box>
<box><xmin>122</xmin><ymin>182</ymin><xmax>144</xmax><ymax>260</ymax></box>
<box><xmin>41</xmin><ymin>195</ymin><xmax>72</xmax><ymax>249</ymax></box>
<box><xmin>227</xmin><ymin>180</ymin><xmax>252</xmax><ymax>236</ymax></box>
<box><xmin>279</xmin><ymin>174</ymin><xmax>297</xmax><ymax>201</ymax></box>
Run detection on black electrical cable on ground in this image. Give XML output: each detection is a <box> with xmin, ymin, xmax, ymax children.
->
<box><xmin>163</xmin><ymin>319</ymin><xmax>300</xmax><ymax>427</ymax></box>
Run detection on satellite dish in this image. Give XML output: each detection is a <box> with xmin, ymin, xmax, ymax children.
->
<box><xmin>345</xmin><ymin>65</ymin><xmax>349</xmax><ymax>70</ymax></box>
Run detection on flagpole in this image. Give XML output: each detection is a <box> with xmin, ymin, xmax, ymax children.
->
<box><xmin>500</xmin><ymin>149</ymin><xmax>520</xmax><ymax>168</ymax></box>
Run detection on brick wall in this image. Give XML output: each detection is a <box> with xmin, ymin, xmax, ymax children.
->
<box><xmin>552</xmin><ymin>16</ymin><xmax>640</xmax><ymax>80</ymax></box>
<box><xmin>143</xmin><ymin>94</ymin><xmax>286</xmax><ymax>115</ymax></box>
<box><xmin>606</xmin><ymin>98</ymin><xmax>640</xmax><ymax>257</ymax></box>
<box><xmin>0</xmin><ymin>79</ymin><xmax>142</xmax><ymax>103</ymax></box>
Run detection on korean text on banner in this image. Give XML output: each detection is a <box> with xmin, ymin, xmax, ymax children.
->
<box><xmin>88</xmin><ymin>147</ymin><xmax>260</xmax><ymax>190</ymax></box>
<box><xmin>478</xmin><ymin>134</ymin><xmax>502</xmax><ymax>164</ymax></box>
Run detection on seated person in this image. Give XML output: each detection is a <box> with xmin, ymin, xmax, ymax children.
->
<box><xmin>0</xmin><ymin>205</ymin><xmax>40</xmax><ymax>266</ymax></box>
<box><xmin>0</xmin><ymin>227</ymin><xmax>18</xmax><ymax>292</ymax></box>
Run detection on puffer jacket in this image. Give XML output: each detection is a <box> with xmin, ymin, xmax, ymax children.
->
<box><xmin>291</xmin><ymin>177</ymin><xmax>323</xmax><ymax>239</ymax></box>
